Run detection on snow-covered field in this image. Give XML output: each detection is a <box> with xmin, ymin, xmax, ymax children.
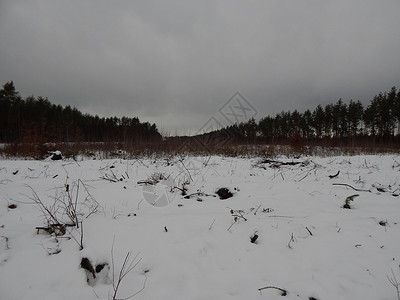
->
<box><xmin>1</xmin><ymin>154</ymin><xmax>400</xmax><ymax>300</ymax></box>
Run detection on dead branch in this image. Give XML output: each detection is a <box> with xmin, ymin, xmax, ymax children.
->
<box><xmin>288</xmin><ymin>233</ymin><xmax>295</xmax><ymax>249</ymax></box>
<box><xmin>258</xmin><ymin>286</ymin><xmax>287</xmax><ymax>296</ymax></box>
<box><xmin>172</xmin><ymin>185</ymin><xmax>188</xmax><ymax>196</ymax></box>
<box><xmin>305</xmin><ymin>226</ymin><xmax>313</xmax><ymax>236</ymax></box>
<box><xmin>260</xmin><ymin>159</ymin><xmax>304</xmax><ymax>167</ymax></box>
<box><xmin>329</xmin><ymin>170</ymin><xmax>340</xmax><ymax>179</ymax></box>
<box><xmin>332</xmin><ymin>183</ymin><xmax>371</xmax><ymax>192</ymax></box>
<box><xmin>101</xmin><ymin>175</ymin><xmax>119</xmax><ymax>183</ymax></box>
<box><xmin>137</xmin><ymin>180</ymin><xmax>156</xmax><ymax>185</ymax></box>
<box><xmin>230</xmin><ymin>209</ymin><xmax>247</xmax><ymax>221</ymax></box>
<box><xmin>100</xmin><ymin>168</ymin><xmax>122</xmax><ymax>182</ymax></box>
<box><xmin>184</xmin><ymin>191</ymin><xmax>215</xmax><ymax>199</ymax></box>
<box><xmin>36</xmin><ymin>224</ymin><xmax>67</xmax><ymax>236</ymax></box>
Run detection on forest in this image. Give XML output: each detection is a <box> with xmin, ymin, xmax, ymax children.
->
<box><xmin>1</xmin><ymin>81</ymin><xmax>400</xmax><ymax>153</ymax></box>
<box><xmin>205</xmin><ymin>86</ymin><xmax>400</xmax><ymax>147</ymax></box>
<box><xmin>0</xmin><ymin>81</ymin><xmax>161</xmax><ymax>144</ymax></box>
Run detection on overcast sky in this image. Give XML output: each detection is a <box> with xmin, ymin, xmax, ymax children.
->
<box><xmin>1</xmin><ymin>1</ymin><xmax>400</xmax><ymax>135</ymax></box>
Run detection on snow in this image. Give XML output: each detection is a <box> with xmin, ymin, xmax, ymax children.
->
<box><xmin>1</xmin><ymin>154</ymin><xmax>400</xmax><ymax>299</ymax></box>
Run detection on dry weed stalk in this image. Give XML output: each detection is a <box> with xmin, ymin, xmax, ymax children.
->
<box><xmin>111</xmin><ymin>237</ymin><xmax>146</xmax><ymax>300</ymax></box>
<box><xmin>388</xmin><ymin>269</ymin><xmax>400</xmax><ymax>300</ymax></box>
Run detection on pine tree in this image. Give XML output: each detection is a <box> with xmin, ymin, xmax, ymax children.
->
<box><xmin>312</xmin><ymin>105</ymin><xmax>324</xmax><ymax>138</ymax></box>
<box><xmin>347</xmin><ymin>100</ymin><xmax>363</xmax><ymax>138</ymax></box>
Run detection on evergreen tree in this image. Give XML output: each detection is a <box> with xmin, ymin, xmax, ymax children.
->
<box><xmin>312</xmin><ymin>105</ymin><xmax>324</xmax><ymax>138</ymax></box>
<box><xmin>347</xmin><ymin>100</ymin><xmax>364</xmax><ymax>137</ymax></box>
<box><xmin>393</xmin><ymin>88</ymin><xmax>400</xmax><ymax>135</ymax></box>
<box><xmin>300</xmin><ymin>109</ymin><xmax>313</xmax><ymax>138</ymax></box>
<box><xmin>323</xmin><ymin>104</ymin><xmax>333</xmax><ymax>138</ymax></box>
<box><xmin>364</xmin><ymin>97</ymin><xmax>379</xmax><ymax>137</ymax></box>
<box><xmin>258</xmin><ymin>116</ymin><xmax>274</xmax><ymax>140</ymax></box>
<box><xmin>291</xmin><ymin>110</ymin><xmax>302</xmax><ymax>133</ymax></box>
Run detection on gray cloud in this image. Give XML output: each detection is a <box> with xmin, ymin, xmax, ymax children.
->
<box><xmin>1</xmin><ymin>0</ymin><xmax>400</xmax><ymax>135</ymax></box>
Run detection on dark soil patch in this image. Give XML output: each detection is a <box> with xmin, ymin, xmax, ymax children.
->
<box><xmin>216</xmin><ymin>188</ymin><xmax>233</xmax><ymax>200</ymax></box>
<box><xmin>51</xmin><ymin>153</ymin><xmax>63</xmax><ymax>160</ymax></box>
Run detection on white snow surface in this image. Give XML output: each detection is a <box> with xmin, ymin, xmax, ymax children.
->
<box><xmin>1</xmin><ymin>154</ymin><xmax>400</xmax><ymax>300</ymax></box>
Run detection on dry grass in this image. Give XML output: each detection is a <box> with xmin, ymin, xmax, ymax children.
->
<box><xmin>1</xmin><ymin>137</ymin><xmax>400</xmax><ymax>160</ymax></box>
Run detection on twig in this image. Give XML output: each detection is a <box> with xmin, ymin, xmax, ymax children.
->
<box><xmin>227</xmin><ymin>221</ymin><xmax>236</xmax><ymax>232</ymax></box>
<box><xmin>178</xmin><ymin>157</ymin><xmax>193</xmax><ymax>182</ymax></box>
<box><xmin>259</xmin><ymin>159</ymin><xmax>303</xmax><ymax>167</ymax></box>
<box><xmin>111</xmin><ymin>237</ymin><xmax>143</xmax><ymax>300</ymax></box>
<box><xmin>258</xmin><ymin>286</ymin><xmax>287</xmax><ymax>296</ymax></box>
<box><xmin>254</xmin><ymin>204</ymin><xmax>261</xmax><ymax>215</ymax></box>
<box><xmin>137</xmin><ymin>180</ymin><xmax>156</xmax><ymax>185</ymax></box>
<box><xmin>272</xmin><ymin>170</ymin><xmax>286</xmax><ymax>181</ymax></box>
<box><xmin>305</xmin><ymin>226</ymin><xmax>313</xmax><ymax>236</ymax></box>
<box><xmin>333</xmin><ymin>183</ymin><xmax>371</xmax><ymax>192</ymax></box>
<box><xmin>137</xmin><ymin>199</ymin><xmax>143</xmax><ymax>210</ymax></box>
<box><xmin>172</xmin><ymin>186</ymin><xmax>187</xmax><ymax>195</ymax></box>
<box><xmin>208</xmin><ymin>219</ymin><xmax>216</xmax><ymax>231</ymax></box>
<box><xmin>297</xmin><ymin>171</ymin><xmax>310</xmax><ymax>182</ymax></box>
<box><xmin>67</xmin><ymin>225</ymin><xmax>84</xmax><ymax>250</ymax></box>
<box><xmin>25</xmin><ymin>184</ymin><xmax>60</xmax><ymax>225</ymax></box>
<box><xmin>387</xmin><ymin>269</ymin><xmax>400</xmax><ymax>300</ymax></box>
<box><xmin>296</xmin><ymin>164</ymin><xmax>316</xmax><ymax>182</ymax></box>
<box><xmin>80</xmin><ymin>221</ymin><xmax>84</xmax><ymax>250</ymax></box>
<box><xmin>288</xmin><ymin>233</ymin><xmax>295</xmax><ymax>249</ymax></box>
<box><xmin>203</xmin><ymin>155</ymin><xmax>212</xmax><ymax>168</ymax></box>
<box><xmin>101</xmin><ymin>174</ymin><xmax>119</xmax><ymax>183</ymax></box>
<box><xmin>123</xmin><ymin>277</ymin><xmax>147</xmax><ymax>300</ymax></box>
<box><xmin>92</xmin><ymin>287</ymin><xmax>100</xmax><ymax>299</ymax></box>
<box><xmin>184</xmin><ymin>191</ymin><xmax>215</xmax><ymax>199</ymax></box>
<box><xmin>232</xmin><ymin>212</ymin><xmax>247</xmax><ymax>221</ymax></box>
<box><xmin>74</xmin><ymin>180</ymin><xmax>80</xmax><ymax>226</ymax></box>
<box><xmin>329</xmin><ymin>170</ymin><xmax>340</xmax><ymax>179</ymax></box>
<box><xmin>40</xmin><ymin>241</ymin><xmax>61</xmax><ymax>255</ymax></box>
<box><xmin>1</xmin><ymin>236</ymin><xmax>9</xmax><ymax>250</ymax></box>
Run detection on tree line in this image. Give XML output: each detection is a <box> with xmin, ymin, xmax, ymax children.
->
<box><xmin>0</xmin><ymin>81</ymin><xmax>161</xmax><ymax>144</ymax></box>
<box><xmin>2</xmin><ymin>81</ymin><xmax>399</xmax><ymax>149</ymax></box>
<box><xmin>220</xmin><ymin>86</ymin><xmax>400</xmax><ymax>146</ymax></box>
